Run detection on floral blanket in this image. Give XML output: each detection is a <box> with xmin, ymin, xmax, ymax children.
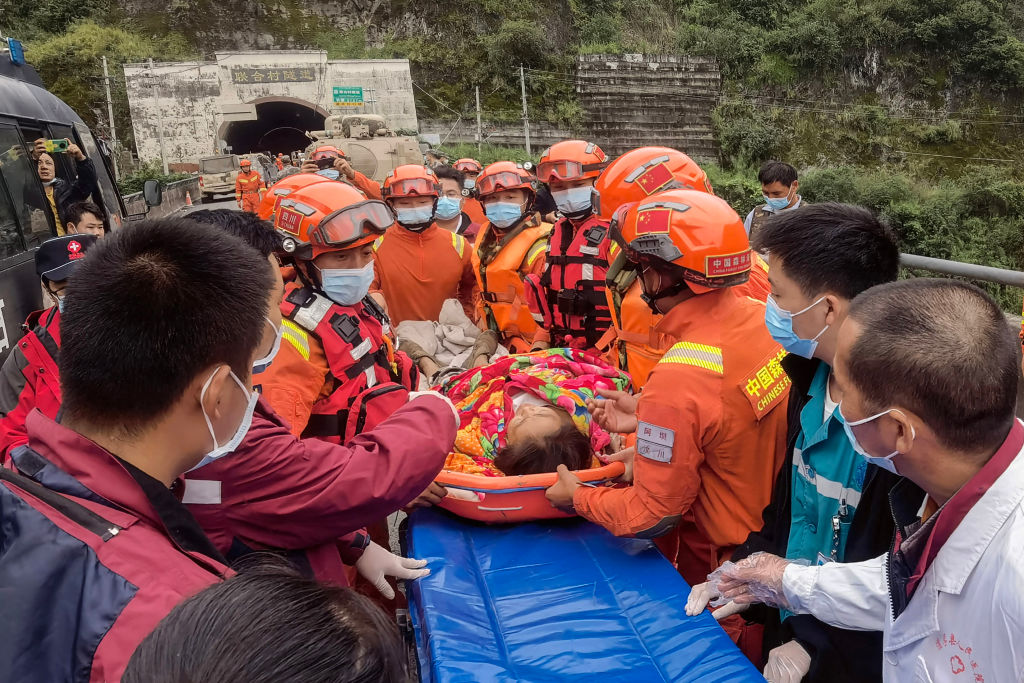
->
<box><xmin>437</xmin><ymin>348</ymin><xmax>632</xmax><ymax>476</ymax></box>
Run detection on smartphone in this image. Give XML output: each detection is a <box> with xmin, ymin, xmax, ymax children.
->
<box><xmin>315</xmin><ymin>157</ymin><xmax>335</xmax><ymax>170</ymax></box>
<box><xmin>43</xmin><ymin>139</ymin><xmax>69</xmax><ymax>154</ymax></box>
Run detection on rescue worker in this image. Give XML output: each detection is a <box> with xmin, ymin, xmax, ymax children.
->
<box><xmin>744</xmin><ymin>161</ymin><xmax>803</xmax><ymax>245</ymax></box>
<box><xmin>453</xmin><ymin>157</ymin><xmax>486</xmax><ymax>226</ymax></box>
<box><xmin>546</xmin><ymin>189</ymin><xmax>790</xmax><ymax>602</ymax></box>
<box><xmin>0</xmin><ymin>218</ymin><xmax>270</xmax><ymax>681</ymax></box>
<box><xmin>592</xmin><ymin>146</ymin><xmax>768</xmax><ymax>387</ymax></box>
<box><xmin>257</xmin><ymin>181</ymin><xmax>419</xmax><ymax>442</ymax></box>
<box><xmin>524</xmin><ymin>140</ymin><xmax>612</xmax><ymax>351</ymax></box>
<box><xmin>433</xmin><ymin>165</ymin><xmax>481</xmax><ymax>242</ymax></box>
<box><xmin>235</xmin><ymin>158</ymin><xmax>266</xmax><ymax>214</ymax></box>
<box><xmin>686</xmin><ymin>204</ymin><xmax>905</xmax><ymax>681</ymax></box>
<box><xmin>0</xmin><ymin>234</ymin><xmax>98</xmax><ymax>458</ymax></box>
<box><xmin>185</xmin><ymin>208</ymin><xmax>454</xmax><ymax>593</ymax></box>
<box><xmin>256</xmin><ymin>172</ymin><xmax>332</xmax><ymax>222</ymax></box>
<box><xmin>302</xmin><ymin>145</ymin><xmax>383</xmax><ymax>200</ymax></box>
<box><xmin>372</xmin><ymin>164</ymin><xmax>477</xmax><ymax>325</ymax></box>
<box><xmin>712</xmin><ymin>279</ymin><xmax>1024</xmax><ymax>682</ymax></box>
<box><xmin>275</xmin><ymin>153</ymin><xmax>286</xmax><ymax>171</ymax></box>
<box><xmin>472</xmin><ymin>161</ymin><xmax>552</xmax><ymax>353</ymax></box>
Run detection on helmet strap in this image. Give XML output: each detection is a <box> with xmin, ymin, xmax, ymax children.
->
<box><xmin>638</xmin><ymin>267</ymin><xmax>692</xmax><ymax>314</ymax></box>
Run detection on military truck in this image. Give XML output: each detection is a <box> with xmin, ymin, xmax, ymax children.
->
<box><xmin>303</xmin><ymin>114</ymin><xmax>421</xmax><ymax>183</ymax></box>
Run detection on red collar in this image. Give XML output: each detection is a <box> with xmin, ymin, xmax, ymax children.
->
<box><xmin>25</xmin><ymin>409</ymin><xmax>179</xmax><ymax>531</ymax></box>
<box><xmin>908</xmin><ymin>419</ymin><xmax>1023</xmax><ymax>593</ymax></box>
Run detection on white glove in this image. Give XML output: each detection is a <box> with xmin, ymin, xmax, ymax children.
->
<box><xmin>407</xmin><ymin>390</ymin><xmax>459</xmax><ymax>430</ymax></box>
<box><xmin>354</xmin><ymin>541</ymin><xmax>430</xmax><ymax>600</ymax></box>
<box><xmin>763</xmin><ymin>640</ymin><xmax>812</xmax><ymax>683</ymax></box>
<box><xmin>685</xmin><ymin>581</ymin><xmax>749</xmax><ymax>620</ymax></box>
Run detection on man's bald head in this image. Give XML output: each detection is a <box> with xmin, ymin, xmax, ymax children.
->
<box><xmin>845</xmin><ymin>278</ymin><xmax>1018</xmax><ymax>454</ymax></box>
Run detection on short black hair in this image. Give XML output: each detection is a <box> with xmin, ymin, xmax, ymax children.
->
<box><xmin>123</xmin><ymin>563</ymin><xmax>408</xmax><ymax>683</ymax></box>
<box><xmin>494</xmin><ymin>408</ymin><xmax>592</xmax><ymax>475</ymax></box>
<box><xmin>65</xmin><ymin>200</ymin><xmax>104</xmax><ymax>228</ymax></box>
<box><xmin>188</xmin><ymin>209</ymin><xmax>282</xmax><ymax>258</ymax></box>
<box><xmin>432</xmin><ymin>164</ymin><xmax>466</xmax><ymax>188</ymax></box>
<box><xmin>758</xmin><ymin>161</ymin><xmax>798</xmax><ymax>187</ymax></box>
<box><xmin>753</xmin><ymin>203</ymin><xmax>900</xmax><ymax>300</ymax></box>
<box><xmin>60</xmin><ymin>218</ymin><xmax>273</xmax><ymax>434</ymax></box>
<box><xmin>845</xmin><ymin>278</ymin><xmax>1018</xmax><ymax>454</ymax></box>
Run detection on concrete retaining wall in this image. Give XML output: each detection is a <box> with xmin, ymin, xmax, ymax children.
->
<box><xmin>418</xmin><ymin>119</ymin><xmax>574</xmax><ymax>153</ymax></box>
<box><xmin>124</xmin><ymin>177</ymin><xmax>201</xmax><ymax>220</ymax></box>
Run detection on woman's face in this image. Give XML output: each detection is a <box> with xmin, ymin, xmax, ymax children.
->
<box><xmin>506</xmin><ymin>404</ymin><xmax>568</xmax><ymax>446</ymax></box>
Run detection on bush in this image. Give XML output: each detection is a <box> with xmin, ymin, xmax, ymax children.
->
<box><xmin>117</xmin><ymin>160</ymin><xmax>191</xmax><ymax>195</ymax></box>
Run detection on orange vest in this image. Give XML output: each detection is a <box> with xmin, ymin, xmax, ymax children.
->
<box><xmin>472</xmin><ymin>217</ymin><xmax>551</xmax><ymax>351</ymax></box>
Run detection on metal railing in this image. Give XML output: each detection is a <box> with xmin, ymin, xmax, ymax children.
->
<box><xmin>900</xmin><ymin>253</ymin><xmax>1024</xmax><ymax>289</ymax></box>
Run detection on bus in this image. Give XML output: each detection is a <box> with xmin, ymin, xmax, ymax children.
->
<box><xmin>0</xmin><ymin>60</ymin><xmax>157</xmax><ymax>362</ymax></box>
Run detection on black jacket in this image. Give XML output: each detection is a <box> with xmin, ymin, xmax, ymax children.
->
<box><xmin>732</xmin><ymin>354</ymin><xmax>918</xmax><ymax>682</ymax></box>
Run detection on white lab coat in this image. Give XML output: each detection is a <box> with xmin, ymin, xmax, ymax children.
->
<box><xmin>780</xmin><ymin>435</ymin><xmax>1024</xmax><ymax>682</ymax></box>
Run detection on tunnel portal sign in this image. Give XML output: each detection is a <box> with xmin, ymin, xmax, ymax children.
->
<box><xmin>333</xmin><ymin>86</ymin><xmax>364</xmax><ymax>106</ymax></box>
<box><xmin>231</xmin><ymin>67</ymin><xmax>316</xmax><ymax>84</ymax></box>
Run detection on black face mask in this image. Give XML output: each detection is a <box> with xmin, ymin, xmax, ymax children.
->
<box><xmin>638</xmin><ymin>266</ymin><xmax>691</xmax><ymax>314</ymax></box>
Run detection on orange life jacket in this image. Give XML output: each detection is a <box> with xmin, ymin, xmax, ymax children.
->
<box><xmin>472</xmin><ymin>216</ymin><xmax>551</xmax><ymax>351</ymax></box>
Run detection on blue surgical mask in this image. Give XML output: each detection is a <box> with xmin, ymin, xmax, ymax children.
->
<box><xmin>191</xmin><ymin>366</ymin><xmax>259</xmax><ymax>471</ymax></box>
<box><xmin>764</xmin><ymin>295</ymin><xmax>828</xmax><ymax>359</ymax></box>
<box><xmin>395</xmin><ymin>205</ymin><xmax>435</xmax><ymax>228</ymax></box>
<box><xmin>551</xmin><ymin>185</ymin><xmax>593</xmax><ymax>215</ymax></box>
<box><xmin>435</xmin><ymin>196</ymin><xmax>463</xmax><ymax>221</ymax></box>
<box><xmin>316</xmin><ymin>169</ymin><xmax>341</xmax><ymax>181</ymax></box>
<box><xmin>764</xmin><ymin>194</ymin><xmax>792</xmax><ymax>211</ymax></box>
<box><xmin>486</xmin><ymin>202</ymin><xmax>524</xmax><ymax>229</ymax></box>
<box><xmin>463</xmin><ymin>178</ymin><xmax>476</xmax><ymax>190</ymax></box>
<box><xmin>318</xmin><ymin>261</ymin><xmax>375</xmax><ymax>306</ymax></box>
<box><xmin>837</xmin><ymin>405</ymin><xmax>914</xmax><ymax>475</ymax></box>
<box><xmin>56</xmin><ymin>295</ymin><xmax>65</xmax><ymax>313</ymax></box>
<box><xmin>252</xmin><ymin>317</ymin><xmax>283</xmax><ymax>375</ymax></box>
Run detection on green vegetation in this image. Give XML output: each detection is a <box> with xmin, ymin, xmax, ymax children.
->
<box><xmin>116</xmin><ymin>160</ymin><xmax>191</xmax><ymax>195</ymax></box>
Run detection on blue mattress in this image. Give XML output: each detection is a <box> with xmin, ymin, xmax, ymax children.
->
<box><xmin>405</xmin><ymin>508</ymin><xmax>763</xmax><ymax>683</ymax></box>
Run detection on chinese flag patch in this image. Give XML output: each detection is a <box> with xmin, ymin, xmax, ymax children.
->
<box><xmin>635</xmin><ymin>207</ymin><xmax>672</xmax><ymax>235</ymax></box>
<box><xmin>635</xmin><ymin>163</ymin><xmax>674</xmax><ymax>195</ymax></box>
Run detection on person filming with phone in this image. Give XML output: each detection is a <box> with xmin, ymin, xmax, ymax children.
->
<box><xmin>31</xmin><ymin>137</ymin><xmax>99</xmax><ymax>235</ymax></box>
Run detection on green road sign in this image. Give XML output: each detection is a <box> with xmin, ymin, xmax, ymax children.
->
<box><xmin>333</xmin><ymin>86</ymin><xmax>364</xmax><ymax>106</ymax></box>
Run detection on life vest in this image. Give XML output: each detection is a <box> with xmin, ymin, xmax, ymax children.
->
<box><xmin>279</xmin><ymin>283</ymin><xmax>417</xmax><ymax>443</ymax></box>
<box><xmin>526</xmin><ymin>214</ymin><xmax>613</xmax><ymax>349</ymax></box>
<box><xmin>472</xmin><ymin>215</ymin><xmax>551</xmax><ymax>352</ymax></box>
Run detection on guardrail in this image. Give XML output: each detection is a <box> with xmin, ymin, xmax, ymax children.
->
<box><xmin>123</xmin><ymin>177</ymin><xmax>200</xmax><ymax>220</ymax></box>
<box><xmin>900</xmin><ymin>253</ymin><xmax>1024</xmax><ymax>288</ymax></box>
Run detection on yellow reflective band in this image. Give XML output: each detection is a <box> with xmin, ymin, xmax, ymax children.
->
<box><xmin>451</xmin><ymin>232</ymin><xmax>466</xmax><ymax>258</ymax></box>
<box><xmin>526</xmin><ymin>241</ymin><xmax>546</xmax><ymax>267</ymax></box>
<box><xmin>609</xmin><ymin>242</ymin><xmax>621</xmax><ymax>258</ymax></box>
<box><xmin>373</xmin><ymin>235</ymin><xmax>385</xmax><ymax>252</ymax></box>
<box><xmin>658</xmin><ymin>341</ymin><xmax>724</xmax><ymax>374</ymax></box>
<box><xmin>755</xmin><ymin>253</ymin><xmax>769</xmax><ymax>272</ymax></box>
<box><xmin>281</xmin><ymin>320</ymin><xmax>310</xmax><ymax>360</ymax></box>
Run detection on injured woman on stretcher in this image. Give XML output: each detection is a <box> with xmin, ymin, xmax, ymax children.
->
<box><xmin>435</xmin><ymin>348</ymin><xmax>632</xmax><ymax>479</ymax></box>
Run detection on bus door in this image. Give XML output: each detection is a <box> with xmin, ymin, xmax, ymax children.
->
<box><xmin>72</xmin><ymin>122</ymin><xmax>126</xmax><ymax>232</ymax></box>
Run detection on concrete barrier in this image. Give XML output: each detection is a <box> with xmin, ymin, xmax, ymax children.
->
<box><xmin>124</xmin><ymin>177</ymin><xmax>200</xmax><ymax>220</ymax></box>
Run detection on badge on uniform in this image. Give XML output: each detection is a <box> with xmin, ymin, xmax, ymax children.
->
<box><xmin>637</xmin><ymin>421</ymin><xmax>674</xmax><ymax>463</ymax></box>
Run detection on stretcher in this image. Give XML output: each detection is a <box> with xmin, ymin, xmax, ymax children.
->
<box><xmin>404</xmin><ymin>508</ymin><xmax>763</xmax><ymax>683</ymax></box>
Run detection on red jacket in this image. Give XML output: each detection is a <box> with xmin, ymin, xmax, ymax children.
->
<box><xmin>185</xmin><ymin>395</ymin><xmax>455</xmax><ymax>584</ymax></box>
<box><xmin>0</xmin><ymin>307</ymin><xmax>62</xmax><ymax>460</ymax></box>
<box><xmin>2</xmin><ymin>411</ymin><xmax>228</xmax><ymax>682</ymax></box>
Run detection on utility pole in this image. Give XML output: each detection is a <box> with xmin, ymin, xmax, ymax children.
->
<box><xmin>148</xmin><ymin>57</ymin><xmax>169</xmax><ymax>174</ymax></box>
<box><xmin>101</xmin><ymin>56</ymin><xmax>119</xmax><ymax>180</ymax></box>
<box><xmin>475</xmin><ymin>85</ymin><xmax>482</xmax><ymax>155</ymax></box>
<box><xmin>519</xmin><ymin>64</ymin><xmax>531</xmax><ymax>157</ymax></box>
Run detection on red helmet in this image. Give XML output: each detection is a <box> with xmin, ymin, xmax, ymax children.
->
<box><xmin>537</xmin><ymin>140</ymin><xmax>608</xmax><ymax>184</ymax></box>
<box><xmin>382</xmin><ymin>164</ymin><xmax>441</xmax><ymax>200</ymax></box>
<box><xmin>453</xmin><ymin>158</ymin><xmax>483</xmax><ymax>175</ymax></box>
<box><xmin>239</xmin><ymin>158</ymin><xmax>252</xmax><ymax>168</ymax></box>
<box><xmin>609</xmin><ymin>189</ymin><xmax>750</xmax><ymax>295</ymax></box>
<box><xmin>275</xmin><ymin>181</ymin><xmax>393</xmax><ymax>260</ymax></box>
<box><xmin>476</xmin><ymin>161</ymin><xmax>536</xmax><ymax>199</ymax></box>
<box><xmin>594</xmin><ymin>147</ymin><xmax>714</xmax><ymax>219</ymax></box>
<box><xmin>310</xmin><ymin>145</ymin><xmax>346</xmax><ymax>160</ymax></box>
<box><xmin>257</xmin><ymin>173</ymin><xmax>333</xmax><ymax>221</ymax></box>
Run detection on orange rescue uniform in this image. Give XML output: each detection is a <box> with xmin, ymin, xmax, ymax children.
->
<box><xmin>372</xmin><ymin>224</ymin><xmax>478</xmax><ymax>325</ymax></box>
<box><xmin>349</xmin><ymin>171</ymin><xmax>383</xmax><ymax>201</ymax></box>
<box><xmin>235</xmin><ymin>170</ymin><xmax>265</xmax><ymax>213</ymax></box>
<box><xmin>472</xmin><ymin>214</ymin><xmax>551</xmax><ymax>353</ymax></box>
<box><xmin>462</xmin><ymin>197</ymin><xmax>487</xmax><ymax>226</ymax></box>
<box><xmin>574</xmin><ymin>286</ymin><xmax>790</xmax><ymax>587</ymax></box>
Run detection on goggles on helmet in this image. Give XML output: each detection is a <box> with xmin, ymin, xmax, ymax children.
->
<box><xmin>454</xmin><ymin>160</ymin><xmax>482</xmax><ymax>174</ymax></box>
<box><xmin>476</xmin><ymin>170</ymin><xmax>531</xmax><ymax>197</ymax></box>
<box><xmin>387</xmin><ymin>177</ymin><xmax>440</xmax><ymax>197</ymax></box>
<box><xmin>537</xmin><ymin>159</ymin><xmax>607</xmax><ymax>183</ymax></box>
<box><xmin>311</xmin><ymin>149</ymin><xmax>343</xmax><ymax>161</ymax></box>
<box><xmin>311</xmin><ymin>200</ymin><xmax>394</xmax><ymax>249</ymax></box>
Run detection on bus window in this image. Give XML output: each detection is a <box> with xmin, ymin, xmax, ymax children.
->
<box><xmin>73</xmin><ymin>123</ymin><xmax>124</xmax><ymax>232</ymax></box>
<box><xmin>48</xmin><ymin>124</ymin><xmax>81</xmax><ymax>191</ymax></box>
<box><xmin>0</xmin><ymin>123</ymin><xmax>52</xmax><ymax>252</ymax></box>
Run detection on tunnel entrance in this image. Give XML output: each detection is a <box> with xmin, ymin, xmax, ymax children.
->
<box><xmin>220</xmin><ymin>98</ymin><xmax>326</xmax><ymax>156</ymax></box>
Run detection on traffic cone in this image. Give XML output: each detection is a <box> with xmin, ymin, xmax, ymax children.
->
<box><xmin>185</xmin><ymin>192</ymin><xmax>193</xmax><ymax>207</ymax></box>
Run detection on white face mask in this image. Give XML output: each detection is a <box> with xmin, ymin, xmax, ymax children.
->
<box><xmin>551</xmin><ymin>185</ymin><xmax>593</xmax><ymax>215</ymax></box>
<box><xmin>252</xmin><ymin>317</ymin><xmax>283</xmax><ymax>375</ymax></box>
<box><xmin>190</xmin><ymin>366</ymin><xmax>259</xmax><ymax>471</ymax></box>
<box><xmin>838</xmin><ymin>404</ymin><xmax>915</xmax><ymax>475</ymax></box>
